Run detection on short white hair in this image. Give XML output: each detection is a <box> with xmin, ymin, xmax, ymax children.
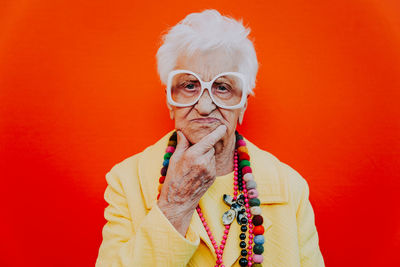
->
<box><xmin>156</xmin><ymin>9</ymin><xmax>258</xmax><ymax>95</ymax></box>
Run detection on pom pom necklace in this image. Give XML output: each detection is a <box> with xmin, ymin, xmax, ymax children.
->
<box><xmin>158</xmin><ymin>131</ymin><xmax>265</xmax><ymax>266</ymax></box>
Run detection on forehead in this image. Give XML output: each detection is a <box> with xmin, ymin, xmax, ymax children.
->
<box><xmin>175</xmin><ymin>50</ymin><xmax>240</xmax><ymax>81</ymax></box>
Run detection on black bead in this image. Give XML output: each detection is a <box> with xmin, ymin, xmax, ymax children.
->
<box><xmin>238</xmin><ymin>186</ymin><xmax>243</xmax><ymax>191</ymax></box>
<box><xmin>241</xmin><ymin>225</ymin><xmax>247</xmax><ymax>232</ymax></box>
<box><xmin>240</xmin><ymin>241</ymin><xmax>247</xmax><ymax>248</ymax></box>
<box><xmin>241</xmin><ymin>249</ymin><xmax>248</xmax><ymax>256</ymax></box>
<box><xmin>240</xmin><ymin>217</ymin><xmax>248</xmax><ymax>225</ymax></box>
<box><xmin>253</xmin><ymin>244</ymin><xmax>264</xmax><ymax>254</ymax></box>
<box><xmin>239</xmin><ymin>233</ymin><xmax>246</xmax><ymax>240</ymax></box>
<box><xmin>239</xmin><ymin>257</ymin><xmax>248</xmax><ymax>266</ymax></box>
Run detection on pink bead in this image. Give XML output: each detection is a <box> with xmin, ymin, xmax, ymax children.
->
<box><xmin>248</xmin><ymin>251</ymin><xmax>253</xmax><ymax>255</ymax></box>
<box><xmin>245</xmin><ymin>204</ymin><xmax>249</xmax><ymax>208</ymax></box>
<box><xmin>248</xmin><ymin>257</ymin><xmax>253</xmax><ymax>261</ymax></box>
<box><xmin>216</xmin><ymin>259</ymin><xmax>222</xmax><ymax>264</ymax></box>
<box><xmin>244</xmin><ymin>193</ymin><xmax>248</xmax><ymax>197</ymax></box>
<box><xmin>234</xmin><ymin>181</ymin><xmax>238</xmax><ymax>185</ymax></box>
<box><xmin>166</xmin><ymin>146</ymin><xmax>175</xmax><ymax>153</ymax></box>
<box><xmin>249</xmin><ymin>234</ymin><xmax>254</xmax><ymax>239</ymax></box>
<box><xmin>245</xmin><ymin>199</ymin><xmax>249</xmax><ymax>203</ymax></box>
<box><xmin>224</xmin><ymin>230</ymin><xmax>229</xmax><ymax>234</ymax></box>
<box><xmin>248</xmin><ymin>219</ymin><xmax>252</xmax><ymax>223</ymax></box>
<box><xmin>247</xmin><ymin>214</ymin><xmax>251</xmax><ymax>218</ymax></box>
<box><xmin>249</xmin><ymin>240</ymin><xmax>253</xmax><ymax>244</ymax></box>
<box><xmin>253</xmin><ymin>254</ymin><xmax>263</xmax><ymax>263</ymax></box>
<box><xmin>234</xmin><ymin>171</ymin><xmax>238</xmax><ymax>176</ymax></box>
<box><xmin>246</xmin><ymin>209</ymin><xmax>250</xmax><ymax>213</ymax></box>
<box><xmin>223</xmin><ymin>234</ymin><xmax>227</xmax><ymax>239</ymax></box>
<box><xmin>249</xmin><ymin>224</ymin><xmax>254</xmax><ymax>229</ymax></box>
<box><xmin>248</xmin><ymin>262</ymin><xmax>252</xmax><ymax>266</ymax></box>
<box><xmin>222</xmin><ymin>239</ymin><xmax>226</xmax><ymax>244</ymax></box>
<box><xmin>248</xmin><ymin>245</ymin><xmax>252</xmax><ymax>250</ymax></box>
<box><xmin>234</xmin><ymin>186</ymin><xmax>238</xmax><ymax>190</ymax></box>
<box><xmin>212</xmin><ymin>240</ymin><xmax>216</xmax><ymax>245</ymax></box>
<box><xmin>221</xmin><ymin>265</ymin><xmax>225</xmax><ymax>267</ymax></box>
<box><xmin>237</xmin><ymin>139</ymin><xmax>246</xmax><ymax>147</ymax></box>
<box><xmin>242</xmin><ymin>166</ymin><xmax>252</xmax><ymax>174</ymax></box>
<box><xmin>243</xmin><ymin>188</ymin><xmax>248</xmax><ymax>193</ymax></box>
<box><xmin>248</xmin><ymin>189</ymin><xmax>259</xmax><ymax>198</ymax></box>
<box><xmin>214</xmin><ymin>244</ymin><xmax>218</xmax><ymax>249</ymax></box>
<box><xmin>249</xmin><ymin>229</ymin><xmax>253</xmax><ymax>234</ymax></box>
<box><xmin>207</xmin><ymin>230</ymin><xmax>212</xmax><ymax>235</ymax></box>
<box><xmin>220</xmin><ymin>244</ymin><xmax>225</xmax><ymax>250</ymax></box>
<box><xmin>226</xmin><ymin>225</ymin><xmax>230</xmax><ymax>229</ymax></box>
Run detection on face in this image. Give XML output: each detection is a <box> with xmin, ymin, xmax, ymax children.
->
<box><xmin>169</xmin><ymin>49</ymin><xmax>247</xmax><ymax>145</ymax></box>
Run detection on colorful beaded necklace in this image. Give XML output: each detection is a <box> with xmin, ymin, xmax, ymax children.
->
<box><xmin>158</xmin><ymin>131</ymin><xmax>265</xmax><ymax>266</ymax></box>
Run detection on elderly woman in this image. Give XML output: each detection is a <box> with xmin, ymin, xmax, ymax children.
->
<box><xmin>96</xmin><ymin>10</ymin><xmax>324</xmax><ymax>267</ymax></box>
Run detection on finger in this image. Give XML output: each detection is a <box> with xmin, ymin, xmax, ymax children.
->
<box><xmin>193</xmin><ymin>125</ymin><xmax>227</xmax><ymax>154</ymax></box>
<box><xmin>173</xmin><ymin>131</ymin><xmax>189</xmax><ymax>158</ymax></box>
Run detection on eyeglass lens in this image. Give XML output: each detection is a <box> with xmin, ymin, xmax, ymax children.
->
<box><xmin>171</xmin><ymin>73</ymin><xmax>243</xmax><ymax>107</ymax></box>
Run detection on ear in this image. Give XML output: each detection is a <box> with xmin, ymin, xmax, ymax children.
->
<box><xmin>166</xmin><ymin>102</ymin><xmax>174</xmax><ymax>120</ymax></box>
<box><xmin>238</xmin><ymin>101</ymin><xmax>248</xmax><ymax>125</ymax></box>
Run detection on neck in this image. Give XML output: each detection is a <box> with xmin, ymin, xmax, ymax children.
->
<box><xmin>214</xmin><ymin>132</ymin><xmax>236</xmax><ymax>176</ymax></box>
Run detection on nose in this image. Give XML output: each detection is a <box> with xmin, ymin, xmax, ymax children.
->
<box><xmin>194</xmin><ymin>89</ymin><xmax>216</xmax><ymax>115</ymax></box>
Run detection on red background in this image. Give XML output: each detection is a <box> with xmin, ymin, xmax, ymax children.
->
<box><xmin>1</xmin><ymin>0</ymin><xmax>399</xmax><ymax>266</ymax></box>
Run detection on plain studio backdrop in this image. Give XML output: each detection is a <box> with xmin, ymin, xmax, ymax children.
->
<box><xmin>0</xmin><ymin>0</ymin><xmax>399</xmax><ymax>266</ymax></box>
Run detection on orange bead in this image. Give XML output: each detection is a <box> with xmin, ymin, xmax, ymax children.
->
<box><xmin>237</xmin><ymin>146</ymin><xmax>248</xmax><ymax>154</ymax></box>
<box><xmin>158</xmin><ymin>184</ymin><xmax>163</xmax><ymax>192</ymax></box>
<box><xmin>253</xmin><ymin>225</ymin><xmax>265</xmax><ymax>235</ymax></box>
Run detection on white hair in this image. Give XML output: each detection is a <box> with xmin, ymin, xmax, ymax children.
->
<box><xmin>156</xmin><ymin>9</ymin><xmax>258</xmax><ymax>95</ymax></box>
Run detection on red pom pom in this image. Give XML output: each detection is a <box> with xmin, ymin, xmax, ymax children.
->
<box><xmin>238</xmin><ymin>152</ymin><xmax>250</xmax><ymax>161</ymax></box>
<box><xmin>253</xmin><ymin>225</ymin><xmax>265</xmax><ymax>235</ymax></box>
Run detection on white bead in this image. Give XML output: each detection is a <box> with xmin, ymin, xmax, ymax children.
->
<box><xmin>243</xmin><ymin>173</ymin><xmax>254</xmax><ymax>182</ymax></box>
<box><xmin>250</xmin><ymin>206</ymin><xmax>262</xmax><ymax>215</ymax></box>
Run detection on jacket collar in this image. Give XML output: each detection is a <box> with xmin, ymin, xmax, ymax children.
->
<box><xmin>137</xmin><ymin>131</ymin><xmax>288</xmax><ymax>264</ymax></box>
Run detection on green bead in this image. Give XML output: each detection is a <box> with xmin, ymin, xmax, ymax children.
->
<box><xmin>253</xmin><ymin>244</ymin><xmax>264</xmax><ymax>254</ymax></box>
<box><xmin>252</xmin><ymin>264</ymin><xmax>262</xmax><ymax>267</ymax></box>
<box><xmin>249</xmin><ymin>198</ymin><xmax>261</xmax><ymax>206</ymax></box>
<box><xmin>164</xmin><ymin>153</ymin><xmax>172</xmax><ymax>159</ymax></box>
<box><xmin>239</xmin><ymin>160</ymin><xmax>250</xmax><ymax>168</ymax></box>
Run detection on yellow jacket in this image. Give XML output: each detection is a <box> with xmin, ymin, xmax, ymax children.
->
<box><xmin>96</xmin><ymin>132</ymin><xmax>324</xmax><ymax>267</ymax></box>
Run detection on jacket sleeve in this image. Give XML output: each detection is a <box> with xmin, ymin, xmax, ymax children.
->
<box><xmin>296</xmin><ymin>180</ymin><xmax>325</xmax><ymax>267</ymax></box>
<box><xmin>95</xmin><ymin>170</ymin><xmax>200</xmax><ymax>267</ymax></box>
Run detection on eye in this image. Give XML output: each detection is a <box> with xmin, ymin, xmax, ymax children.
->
<box><xmin>217</xmin><ymin>85</ymin><xmax>228</xmax><ymax>91</ymax></box>
<box><xmin>185</xmin><ymin>83</ymin><xmax>195</xmax><ymax>90</ymax></box>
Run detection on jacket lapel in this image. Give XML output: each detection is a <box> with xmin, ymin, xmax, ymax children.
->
<box><xmin>138</xmin><ymin>132</ymin><xmax>288</xmax><ymax>266</ymax></box>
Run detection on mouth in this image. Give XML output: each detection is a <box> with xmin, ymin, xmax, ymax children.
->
<box><xmin>190</xmin><ymin>118</ymin><xmax>221</xmax><ymax>124</ymax></box>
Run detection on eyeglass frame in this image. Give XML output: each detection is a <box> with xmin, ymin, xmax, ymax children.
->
<box><xmin>166</xmin><ymin>69</ymin><xmax>249</xmax><ymax>110</ymax></box>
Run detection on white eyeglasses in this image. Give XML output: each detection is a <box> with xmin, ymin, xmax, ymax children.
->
<box><xmin>166</xmin><ymin>70</ymin><xmax>248</xmax><ymax>109</ymax></box>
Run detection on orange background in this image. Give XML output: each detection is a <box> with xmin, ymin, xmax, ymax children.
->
<box><xmin>1</xmin><ymin>0</ymin><xmax>399</xmax><ymax>266</ymax></box>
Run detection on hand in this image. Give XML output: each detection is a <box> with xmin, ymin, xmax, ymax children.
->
<box><xmin>157</xmin><ymin>125</ymin><xmax>227</xmax><ymax>235</ymax></box>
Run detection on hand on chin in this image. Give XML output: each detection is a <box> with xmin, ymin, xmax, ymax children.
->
<box><xmin>182</xmin><ymin>122</ymin><xmax>223</xmax><ymax>145</ymax></box>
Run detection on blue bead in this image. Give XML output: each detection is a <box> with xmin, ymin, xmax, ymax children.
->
<box><xmin>254</xmin><ymin>235</ymin><xmax>265</xmax><ymax>245</ymax></box>
<box><xmin>163</xmin><ymin>159</ymin><xmax>169</xmax><ymax>167</ymax></box>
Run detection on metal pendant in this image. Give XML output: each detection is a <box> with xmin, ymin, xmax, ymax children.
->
<box><xmin>222</xmin><ymin>209</ymin><xmax>236</xmax><ymax>225</ymax></box>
